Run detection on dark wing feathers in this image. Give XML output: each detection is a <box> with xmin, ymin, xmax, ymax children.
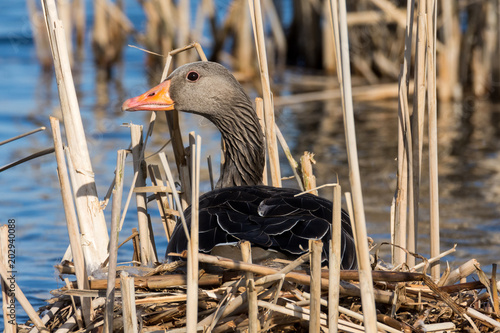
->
<box><xmin>166</xmin><ymin>185</ymin><xmax>357</xmax><ymax>269</ymax></box>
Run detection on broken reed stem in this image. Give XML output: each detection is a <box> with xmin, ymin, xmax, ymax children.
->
<box><xmin>186</xmin><ymin>133</ymin><xmax>201</xmax><ymax>333</ymax></box>
<box><xmin>329</xmin><ymin>184</ymin><xmax>341</xmax><ymax>333</ymax></box>
<box><xmin>104</xmin><ymin>149</ymin><xmax>126</xmax><ymax>333</ymax></box>
<box><xmin>275</xmin><ymin>124</ymin><xmax>304</xmax><ymax>191</ymax></box>
<box><xmin>309</xmin><ymin>240</ymin><xmax>322</xmax><ymax>333</ymax></box>
<box><xmin>332</xmin><ymin>0</ymin><xmax>377</xmax><ymax>331</ymax></box>
<box><xmin>411</xmin><ymin>244</ymin><xmax>456</xmax><ymax>272</ymax></box>
<box><xmin>426</xmin><ymin>0</ymin><xmax>440</xmax><ymax>280</ymax></box>
<box><xmin>255</xmin><ymin>98</ymin><xmax>268</xmax><ymax>185</ymax></box>
<box><xmin>240</xmin><ymin>241</ymin><xmax>259</xmax><ymax>333</ymax></box>
<box><xmin>120</xmin><ymin>271</ymin><xmax>138</xmax><ymax>333</ymax></box>
<box><xmin>159</xmin><ymin>152</ymin><xmax>190</xmax><ymax>242</ymax></box>
<box><xmin>248</xmin><ymin>0</ymin><xmax>281</xmax><ymax>187</ymax></box>
<box><xmin>118</xmin><ymin>171</ymin><xmax>139</xmax><ymax>230</ymax></box>
<box><xmin>50</xmin><ymin>117</ymin><xmax>91</xmax><ymax>326</ymax></box>
<box><xmin>1</xmin><ymin>226</ymin><xmax>15</xmax><ymax>333</ymax></box>
<box><xmin>41</xmin><ymin>0</ymin><xmax>108</xmax><ymax>269</ymax></box>
<box><xmin>130</xmin><ymin>124</ymin><xmax>157</xmax><ymax>265</ymax></box>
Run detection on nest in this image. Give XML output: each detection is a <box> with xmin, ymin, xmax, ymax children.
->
<box><xmin>17</xmin><ymin>248</ymin><xmax>500</xmax><ymax>332</ymax></box>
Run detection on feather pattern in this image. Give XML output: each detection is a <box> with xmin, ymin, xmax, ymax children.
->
<box><xmin>167</xmin><ymin>185</ymin><xmax>357</xmax><ymax>269</ymax></box>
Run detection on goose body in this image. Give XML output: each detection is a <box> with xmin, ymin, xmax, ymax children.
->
<box><xmin>123</xmin><ymin>61</ymin><xmax>357</xmax><ymax>269</ymax></box>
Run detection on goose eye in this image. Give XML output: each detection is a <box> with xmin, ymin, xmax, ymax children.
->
<box><xmin>187</xmin><ymin>71</ymin><xmax>199</xmax><ymax>82</ymax></box>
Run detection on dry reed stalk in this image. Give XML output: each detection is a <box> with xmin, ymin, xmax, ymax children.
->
<box><xmin>57</xmin><ymin>0</ymin><xmax>72</xmax><ymax>64</ymax></box>
<box><xmin>394</xmin><ymin>0</ymin><xmax>416</xmax><ymax>267</ymax></box>
<box><xmin>184</xmin><ymin>253</ymin><xmax>402</xmax><ymax>306</ymax></box>
<box><xmin>394</xmin><ymin>68</ymin><xmax>410</xmax><ymax>266</ymax></box>
<box><xmin>301</xmin><ymin>294</ymin><xmax>404</xmax><ymax>333</ymax></box>
<box><xmin>255</xmin><ymin>98</ymin><xmax>268</xmax><ymax>185</ymax></box>
<box><xmin>176</xmin><ymin>0</ymin><xmax>191</xmax><ymax>65</ymax></box>
<box><xmin>186</xmin><ymin>133</ymin><xmax>201</xmax><ymax>333</ymax></box>
<box><xmin>41</xmin><ymin>0</ymin><xmax>108</xmax><ymax>270</ymax></box>
<box><xmin>300</xmin><ymin>152</ymin><xmax>317</xmax><ymax>195</ymax></box>
<box><xmin>73</xmin><ymin>0</ymin><xmax>85</xmax><ymax>52</ymax></box>
<box><xmin>309</xmin><ymin>240</ymin><xmax>322</xmax><ymax>333</ymax></box>
<box><xmin>148</xmin><ymin>165</ymin><xmax>177</xmax><ymax>241</ymax></box>
<box><xmin>492</xmin><ymin>264</ymin><xmax>499</xmax><ymax>315</ymax></box>
<box><xmin>411</xmin><ymin>244</ymin><xmax>456</xmax><ymax>272</ymax></box>
<box><xmin>50</xmin><ymin>117</ymin><xmax>91</xmax><ymax>326</ymax></box>
<box><xmin>233</xmin><ymin>0</ymin><xmax>253</xmax><ymax>76</ymax></box>
<box><xmin>63</xmin><ymin>278</ymin><xmax>84</xmax><ymax>330</ymax></box>
<box><xmin>328</xmin><ymin>185</ymin><xmax>341</xmax><ymax>333</ymax></box>
<box><xmin>438</xmin><ymin>0</ymin><xmax>458</xmax><ymax>101</ymax></box>
<box><xmin>104</xmin><ymin>149</ymin><xmax>127</xmax><ymax>333</ymax></box>
<box><xmin>262</xmin><ymin>0</ymin><xmax>286</xmax><ymax>71</ymax></box>
<box><xmin>330</xmin><ymin>0</ymin><xmax>377</xmax><ymax>330</ymax></box>
<box><xmin>426</xmin><ymin>0</ymin><xmax>440</xmax><ymax>280</ymax></box>
<box><xmin>322</xmin><ymin>0</ymin><xmax>336</xmax><ymax>74</ymax></box>
<box><xmin>441</xmin><ymin>259</ymin><xmax>479</xmax><ymax>286</ymax></box>
<box><xmin>27</xmin><ymin>0</ymin><xmax>52</xmax><ymax>69</ymax></box>
<box><xmin>275</xmin><ymin>125</ymin><xmax>304</xmax><ymax>191</ymax></box>
<box><xmin>274</xmin><ymin>82</ymin><xmax>409</xmax><ymax>106</ymax></box>
<box><xmin>0</xmin><ymin>257</ymin><xmax>46</xmax><ymax>330</ymax></box>
<box><xmin>240</xmin><ymin>241</ymin><xmax>259</xmax><ymax>333</ymax></box>
<box><xmin>159</xmin><ymin>152</ymin><xmax>190</xmax><ymax>246</ymax></box>
<box><xmin>0</xmin><ymin>127</ymin><xmax>46</xmax><ymax>146</ymax></box>
<box><xmin>248</xmin><ymin>0</ymin><xmax>281</xmax><ymax>187</ymax></box>
<box><xmin>207</xmin><ymin>156</ymin><xmax>215</xmax><ymax>190</ymax></box>
<box><xmin>0</xmin><ymin>148</ymin><xmax>55</xmax><ymax>173</ymax></box>
<box><xmin>118</xmin><ymin>172</ymin><xmax>139</xmax><ymax>230</ymax></box>
<box><xmin>130</xmin><ymin>124</ymin><xmax>157</xmax><ymax>265</ymax></box>
<box><xmin>411</xmin><ymin>0</ymin><xmax>427</xmax><ymax>268</ymax></box>
<box><xmin>120</xmin><ymin>271</ymin><xmax>138</xmax><ymax>333</ymax></box>
<box><xmin>0</xmin><ymin>226</ymin><xmax>15</xmax><ymax>333</ymax></box>
<box><xmin>369</xmin><ymin>0</ymin><xmax>406</xmax><ymax>28</ymax></box>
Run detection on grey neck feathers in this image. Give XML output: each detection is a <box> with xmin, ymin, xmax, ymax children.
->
<box><xmin>209</xmin><ymin>102</ymin><xmax>265</xmax><ymax>188</ymax></box>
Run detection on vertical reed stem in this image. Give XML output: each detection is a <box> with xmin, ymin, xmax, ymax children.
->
<box><xmin>50</xmin><ymin>117</ymin><xmax>91</xmax><ymax>325</ymax></box>
<box><xmin>41</xmin><ymin>0</ymin><xmax>108</xmax><ymax>270</ymax></box>
<box><xmin>328</xmin><ymin>185</ymin><xmax>341</xmax><ymax>333</ymax></box>
<box><xmin>426</xmin><ymin>0</ymin><xmax>440</xmax><ymax>280</ymax></box>
<box><xmin>411</xmin><ymin>0</ymin><xmax>427</xmax><ymax>266</ymax></box>
<box><xmin>104</xmin><ymin>149</ymin><xmax>126</xmax><ymax>333</ymax></box>
<box><xmin>309</xmin><ymin>239</ymin><xmax>322</xmax><ymax>333</ymax></box>
<box><xmin>255</xmin><ymin>98</ymin><xmax>268</xmax><ymax>185</ymax></box>
<box><xmin>186</xmin><ymin>133</ymin><xmax>201</xmax><ymax>333</ymax></box>
<box><xmin>159</xmin><ymin>153</ymin><xmax>190</xmax><ymax>242</ymax></box>
<box><xmin>248</xmin><ymin>0</ymin><xmax>281</xmax><ymax>187</ymax></box>
<box><xmin>331</xmin><ymin>0</ymin><xmax>377</xmax><ymax>331</ymax></box>
<box><xmin>130</xmin><ymin>124</ymin><xmax>157</xmax><ymax>265</ymax></box>
<box><xmin>121</xmin><ymin>271</ymin><xmax>138</xmax><ymax>333</ymax></box>
<box><xmin>241</xmin><ymin>241</ymin><xmax>259</xmax><ymax>333</ymax></box>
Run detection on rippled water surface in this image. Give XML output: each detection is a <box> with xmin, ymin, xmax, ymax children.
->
<box><xmin>2</xmin><ymin>0</ymin><xmax>500</xmax><ymax>327</ymax></box>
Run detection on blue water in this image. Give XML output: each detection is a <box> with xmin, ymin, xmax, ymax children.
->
<box><xmin>2</xmin><ymin>0</ymin><xmax>500</xmax><ymax>329</ymax></box>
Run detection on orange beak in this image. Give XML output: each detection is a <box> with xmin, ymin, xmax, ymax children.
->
<box><xmin>122</xmin><ymin>80</ymin><xmax>175</xmax><ymax>112</ymax></box>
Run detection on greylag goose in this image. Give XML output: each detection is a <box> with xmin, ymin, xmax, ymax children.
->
<box><xmin>122</xmin><ymin>61</ymin><xmax>356</xmax><ymax>269</ymax></box>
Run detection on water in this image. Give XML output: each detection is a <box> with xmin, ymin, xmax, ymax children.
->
<box><xmin>2</xmin><ymin>0</ymin><xmax>500</xmax><ymax>328</ymax></box>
